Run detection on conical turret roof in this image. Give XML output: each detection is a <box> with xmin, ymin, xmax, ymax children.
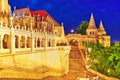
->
<box><xmin>99</xmin><ymin>20</ymin><xmax>105</xmax><ymax>31</ymax></box>
<box><xmin>87</xmin><ymin>13</ymin><xmax>97</xmax><ymax>29</ymax></box>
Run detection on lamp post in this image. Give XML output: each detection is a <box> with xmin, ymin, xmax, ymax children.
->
<box><xmin>88</xmin><ymin>47</ymin><xmax>92</xmax><ymax>53</ymax></box>
<box><xmin>70</xmin><ymin>29</ymin><xmax>74</xmax><ymax>34</ymax></box>
<box><xmin>86</xmin><ymin>47</ymin><xmax>92</xmax><ymax>68</ymax></box>
<box><xmin>93</xmin><ymin>75</ymin><xmax>99</xmax><ymax>80</ymax></box>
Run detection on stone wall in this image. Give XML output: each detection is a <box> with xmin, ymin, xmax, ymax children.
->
<box><xmin>0</xmin><ymin>46</ymin><xmax>71</xmax><ymax>79</ymax></box>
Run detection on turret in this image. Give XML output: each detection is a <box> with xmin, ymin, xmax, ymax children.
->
<box><xmin>98</xmin><ymin>20</ymin><xmax>106</xmax><ymax>35</ymax></box>
<box><xmin>86</xmin><ymin>13</ymin><xmax>98</xmax><ymax>36</ymax></box>
<box><xmin>0</xmin><ymin>0</ymin><xmax>10</xmax><ymax>26</ymax></box>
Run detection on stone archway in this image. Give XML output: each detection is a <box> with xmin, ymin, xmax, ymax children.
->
<box><xmin>69</xmin><ymin>39</ymin><xmax>79</xmax><ymax>46</ymax></box>
<box><xmin>15</xmin><ymin>35</ymin><xmax>19</xmax><ymax>48</ymax></box>
<box><xmin>37</xmin><ymin>38</ymin><xmax>40</xmax><ymax>47</ymax></box>
<box><xmin>20</xmin><ymin>36</ymin><xmax>25</xmax><ymax>48</ymax></box>
<box><xmin>27</xmin><ymin>37</ymin><xmax>31</xmax><ymax>48</ymax></box>
<box><xmin>34</xmin><ymin>37</ymin><xmax>37</xmax><ymax>48</ymax></box>
<box><xmin>41</xmin><ymin>38</ymin><xmax>45</xmax><ymax>47</ymax></box>
<box><xmin>3</xmin><ymin>34</ymin><xmax>10</xmax><ymax>49</ymax></box>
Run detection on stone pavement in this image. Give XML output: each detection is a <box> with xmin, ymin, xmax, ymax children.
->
<box><xmin>42</xmin><ymin>46</ymin><xmax>105</xmax><ymax>80</ymax></box>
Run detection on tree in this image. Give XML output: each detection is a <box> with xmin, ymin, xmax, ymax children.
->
<box><xmin>84</xmin><ymin>42</ymin><xmax>120</xmax><ymax>79</ymax></box>
<box><xmin>76</xmin><ymin>21</ymin><xmax>89</xmax><ymax>35</ymax></box>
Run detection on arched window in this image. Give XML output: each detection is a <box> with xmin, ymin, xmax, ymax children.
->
<box><xmin>15</xmin><ymin>35</ymin><xmax>19</xmax><ymax>48</ymax></box>
<box><xmin>27</xmin><ymin>37</ymin><xmax>31</xmax><ymax>48</ymax></box>
<box><xmin>3</xmin><ymin>34</ymin><xmax>10</xmax><ymax>49</ymax></box>
<box><xmin>20</xmin><ymin>36</ymin><xmax>25</xmax><ymax>48</ymax></box>
<box><xmin>37</xmin><ymin>38</ymin><xmax>40</xmax><ymax>47</ymax></box>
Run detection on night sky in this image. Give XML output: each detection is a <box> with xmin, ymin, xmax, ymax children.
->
<box><xmin>8</xmin><ymin>0</ymin><xmax>120</xmax><ymax>42</ymax></box>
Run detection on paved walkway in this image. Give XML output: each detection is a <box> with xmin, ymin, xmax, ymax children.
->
<box><xmin>42</xmin><ymin>46</ymin><xmax>104</xmax><ymax>80</ymax></box>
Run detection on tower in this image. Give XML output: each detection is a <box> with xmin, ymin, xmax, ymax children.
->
<box><xmin>98</xmin><ymin>20</ymin><xmax>106</xmax><ymax>35</ymax></box>
<box><xmin>86</xmin><ymin>13</ymin><xmax>98</xmax><ymax>36</ymax></box>
<box><xmin>98</xmin><ymin>20</ymin><xmax>110</xmax><ymax>47</ymax></box>
<box><xmin>0</xmin><ymin>0</ymin><xmax>10</xmax><ymax>26</ymax></box>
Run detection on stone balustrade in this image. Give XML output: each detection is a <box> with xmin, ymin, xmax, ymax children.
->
<box><xmin>0</xmin><ymin>24</ymin><xmax>58</xmax><ymax>54</ymax></box>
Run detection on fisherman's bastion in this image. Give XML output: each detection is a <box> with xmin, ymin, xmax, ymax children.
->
<box><xmin>0</xmin><ymin>0</ymin><xmax>111</xmax><ymax>79</ymax></box>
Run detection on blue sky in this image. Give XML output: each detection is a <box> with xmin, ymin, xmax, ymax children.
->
<box><xmin>8</xmin><ymin>0</ymin><xmax>120</xmax><ymax>42</ymax></box>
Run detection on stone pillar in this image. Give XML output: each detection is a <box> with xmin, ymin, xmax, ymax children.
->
<box><xmin>31</xmin><ymin>31</ymin><xmax>34</xmax><ymax>52</ymax></box>
<box><xmin>40</xmin><ymin>39</ymin><xmax>42</xmax><ymax>47</ymax></box>
<box><xmin>36</xmin><ymin>38</ymin><xmax>37</xmax><ymax>48</ymax></box>
<box><xmin>10</xmin><ymin>27</ymin><xmax>15</xmax><ymax>54</ymax></box>
<box><xmin>24</xmin><ymin>36</ymin><xmax>26</xmax><ymax>48</ymax></box>
<box><xmin>0</xmin><ymin>35</ymin><xmax>3</xmax><ymax>49</ymax></box>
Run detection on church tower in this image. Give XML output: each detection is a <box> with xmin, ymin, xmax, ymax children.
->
<box><xmin>0</xmin><ymin>0</ymin><xmax>10</xmax><ymax>26</ymax></box>
<box><xmin>98</xmin><ymin>20</ymin><xmax>106</xmax><ymax>35</ymax></box>
<box><xmin>86</xmin><ymin>13</ymin><xmax>98</xmax><ymax>36</ymax></box>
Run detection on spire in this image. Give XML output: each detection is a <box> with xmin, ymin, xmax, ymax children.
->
<box><xmin>14</xmin><ymin>6</ymin><xmax>16</xmax><ymax>12</ymax></box>
<box><xmin>87</xmin><ymin>13</ymin><xmax>97</xmax><ymax>29</ymax></box>
<box><xmin>13</xmin><ymin>6</ymin><xmax>16</xmax><ymax>17</ymax></box>
<box><xmin>98</xmin><ymin>20</ymin><xmax>106</xmax><ymax>35</ymax></box>
<box><xmin>28</xmin><ymin>5</ymin><xmax>30</xmax><ymax>10</ymax></box>
<box><xmin>61</xmin><ymin>22</ymin><xmax>64</xmax><ymax>27</ymax></box>
<box><xmin>99</xmin><ymin>20</ymin><xmax>105</xmax><ymax>31</ymax></box>
<box><xmin>10</xmin><ymin>6</ymin><xmax>12</xmax><ymax>17</ymax></box>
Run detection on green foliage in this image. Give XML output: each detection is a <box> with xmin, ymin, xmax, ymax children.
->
<box><xmin>76</xmin><ymin>21</ymin><xmax>89</xmax><ymax>35</ymax></box>
<box><xmin>84</xmin><ymin>42</ymin><xmax>120</xmax><ymax>79</ymax></box>
<box><xmin>114</xmin><ymin>41</ymin><xmax>120</xmax><ymax>47</ymax></box>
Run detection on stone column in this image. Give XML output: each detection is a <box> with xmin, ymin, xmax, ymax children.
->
<box><xmin>24</xmin><ymin>36</ymin><xmax>26</xmax><ymax>48</ymax></box>
<box><xmin>31</xmin><ymin>31</ymin><xmax>34</xmax><ymax>52</ymax></box>
<box><xmin>0</xmin><ymin>35</ymin><xmax>3</xmax><ymax>49</ymax></box>
<box><xmin>10</xmin><ymin>27</ymin><xmax>15</xmax><ymax>54</ymax></box>
<box><xmin>40</xmin><ymin>38</ymin><xmax>42</xmax><ymax>47</ymax></box>
<box><xmin>36</xmin><ymin>38</ymin><xmax>37</xmax><ymax>48</ymax></box>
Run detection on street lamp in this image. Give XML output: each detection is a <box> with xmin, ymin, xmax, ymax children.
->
<box><xmin>93</xmin><ymin>75</ymin><xmax>99</xmax><ymax>80</ymax></box>
<box><xmin>88</xmin><ymin>47</ymin><xmax>92</xmax><ymax>53</ymax></box>
<box><xmin>86</xmin><ymin>65</ymin><xmax>89</xmax><ymax>69</ymax></box>
<box><xmin>85</xmin><ymin>47</ymin><xmax>92</xmax><ymax>68</ymax></box>
<box><xmin>70</xmin><ymin>29</ymin><xmax>74</xmax><ymax>34</ymax></box>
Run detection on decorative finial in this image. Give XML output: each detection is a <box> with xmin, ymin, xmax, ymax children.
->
<box><xmin>91</xmin><ymin>12</ymin><xmax>93</xmax><ymax>16</ymax></box>
<box><xmin>28</xmin><ymin>5</ymin><xmax>30</xmax><ymax>9</ymax></box>
<box><xmin>14</xmin><ymin>6</ymin><xmax>16</xmax><ymax>12</ymax></box>
<box><xmin>10</xmin><ymin>6</ymin><xmax>13</xmax><ymax>17</ymax></box>
<box><xmin>61</xmin><ymin>22</ymin><xmax>64</xmax><ymax>27</ymax></box>
<box><xmin>12</xmin><ymin>6</ymin><xmax>16</xmax><ymax>17</ymax></box>
<box><xmin>91</xmin><ymin>12</ymin><xmax>94</xmax><ymax>19</ymax></box>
